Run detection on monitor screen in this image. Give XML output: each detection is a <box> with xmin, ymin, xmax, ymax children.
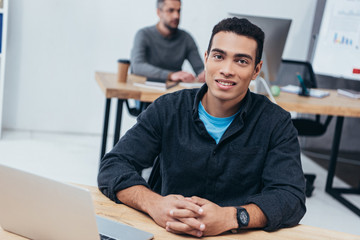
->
<box><xmin>229</xmin><ymin>13</ymin><xmax>292</xmax><ymax>82</ymax></box>
<box><xmin>312</xmin><ymin>0</ymin><xmax>360</xmax><ymax>81</ymax></box>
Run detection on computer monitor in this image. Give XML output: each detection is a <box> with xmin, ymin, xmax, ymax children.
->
<box><xmin>229</xmin><ymin>13</ymin><xmax>292</xmax><ymax>83</ymax></box>
<box><xmin>312</xmin><ymin>0</ymin><xmax>360</xmax><ymax>81</ymax></box>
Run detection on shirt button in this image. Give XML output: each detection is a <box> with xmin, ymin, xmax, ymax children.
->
<box><xmin>213</xmin><ymin>150</ymin><xmax>216</xmax><ymax>155</ymax></box>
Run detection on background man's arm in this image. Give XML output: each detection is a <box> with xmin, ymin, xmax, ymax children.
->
<box><xmin>131</xmin><ymin>29</ymin><xmax>198</xmax><ymax>82</ymax></box>
<box><xmin>168</xmin><ymin>71</ymin><xmax>196</xmax><ymax>82</ymax></box>
<box><xmin>130</xmin><ymin>30</ymin><xmax>172</xmax><ymax>80</ymax></box>
<box><xmin>185</xmin><ymin>33</ymin><xmax>204</xmax><ymax>78</ymax></box>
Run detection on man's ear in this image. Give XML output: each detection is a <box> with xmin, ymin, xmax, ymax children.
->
<box><xmin>204</xmin><ymin>51</ymin><xmax>208</xmax><ymax>63</ymax></box>
<box><xmin>156</xmin><ymin>8</ymin><xmax>161</xmax><ymax>18</ymax></box>
<box><xmin>252</xmin><ymin>61</ymin><xmax>263</xmax><ymax>80</ymax></box>
<box><xmin>203</xmin><ymin>51</ymin><xmax>209</xmax><ymax>71</ymax></box>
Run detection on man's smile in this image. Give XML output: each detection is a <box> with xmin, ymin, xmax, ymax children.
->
<box><xmin>215</xmin><ymin>79</ymin><xmax>236</xmax><ymax>87</ymax></box>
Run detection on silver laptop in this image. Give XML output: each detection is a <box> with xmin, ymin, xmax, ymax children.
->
<box><xmin>0</xmin><ymin>164</ymin><xmax>153</xmax><ymax>240</ymax></box>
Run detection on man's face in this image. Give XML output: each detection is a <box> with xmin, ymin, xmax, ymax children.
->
<box><xmin>204</xmin><ymin>31</ymin><xmax>262</xmax><ymax>105</ymax></box>
<box><xmin>157</xmin><ymin>0</ymin><xmax>181</xmax><ymax>31</ymax></box>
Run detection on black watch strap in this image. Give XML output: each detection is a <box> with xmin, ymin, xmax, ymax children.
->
<box><xmin>236</xmin><ymin>207</ymin><xmax>249</xmax><ymax>229</ymax></box>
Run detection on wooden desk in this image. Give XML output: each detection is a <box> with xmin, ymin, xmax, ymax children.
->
<box><xmin>2</xmin><ymin>184</ymin><xmax>359</xmax><ymax>240</ymax></box>
<box><xmin>96</xmin><ymin>72</ymin><xmax>186</xmax><ymax>102</ymax></box>
<box><xmin>96</xmin><ymin>71</ymin><xmax>360</xmax><ymax>216</ymax></box>
<box><xmin>275</xmin><ymin>90</ymin><xmax>360</xmax><ymax>117</ymax></box>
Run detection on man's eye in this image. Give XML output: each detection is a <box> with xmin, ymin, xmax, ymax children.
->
<box><xmin>213</xmin><ymin>54</ymin><xmax>223</xmax><ymax>60</ymax></box>
<box><xmin>237</xmin><ymin>59</ymin><xmax>248</xmax><ymax>64</ymax></box>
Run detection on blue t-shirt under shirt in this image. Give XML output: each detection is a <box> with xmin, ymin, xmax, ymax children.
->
<box><xmin>198</xmin><ymin>101</ymin><xmax>239</xmax><ymax>144</ymax></box>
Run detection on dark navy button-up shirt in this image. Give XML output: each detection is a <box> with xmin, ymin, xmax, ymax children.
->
<box><xmin>98</xmin><ymin>84</ymin><xmax>306</xmax><ymax>231</ymax></box>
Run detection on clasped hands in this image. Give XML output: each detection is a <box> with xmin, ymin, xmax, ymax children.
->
<box><xmin>170</xmin><ymin>71</ymin><xmax>205</xmax><ymax>83</ymax></box>
<box><xmin>147</xmin><ymin>194</ymin><xmax>237</xmax><ymax>237</ymax></box>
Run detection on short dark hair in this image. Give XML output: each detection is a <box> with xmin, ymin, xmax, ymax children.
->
<box><xmin>207</xmin><ymin>17</ymin><xmax>265</xmax><ymax>66</ymax></box>
<box><xmin>157</xmin><ymin>0</ymin><xmax>181</xmax><ymax>9</ymax></box>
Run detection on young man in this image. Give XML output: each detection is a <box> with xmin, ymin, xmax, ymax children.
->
<box><xmin>98</xmin><ymin>17</ymin><xmax>306</xmax><ymax>237</ymax></box>
<box><xmin>130</xmin><ymin>0</ymin><xmax>205</xmax><ymax>82</ymax></box>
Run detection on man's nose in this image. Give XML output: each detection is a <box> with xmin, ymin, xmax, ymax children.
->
<box><xmin>220</xmin><ymin>60</ymin><xmax>235</xmax><ymax>77</ymax></box>
<box><xmin>172</xmin><ymin>10</ymin><xmax>180</xmax><ymax>19</ymax></box>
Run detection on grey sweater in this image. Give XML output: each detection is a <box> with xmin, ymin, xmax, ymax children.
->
<box><xmin>130</xmin><ymin>25</ymin><xmax>204</xmax><ymax>80</ymax></box>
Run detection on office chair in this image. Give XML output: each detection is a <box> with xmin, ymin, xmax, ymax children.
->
<box><xmin>125</xmin><ymin>100</ymin><xmax>150</xmax><ymax>117</ymax></box>
<box><xmin>278</xmin><ymin>60</ymin><xmax>333</xmax><ymax>197</ymax></box>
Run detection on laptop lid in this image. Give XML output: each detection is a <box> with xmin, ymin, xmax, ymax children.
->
<box><xmin>0</xmin><ymin>164</ymin><xmax>153</xmax><ymax>240</ymax></box>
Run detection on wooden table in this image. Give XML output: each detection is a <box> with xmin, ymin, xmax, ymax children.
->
<box><xmin>96</xmin><ymin>71</ymin><xmax>360</xmax><ymax>216</ymax></box>
<box><xmin>95</xmin><ymin>72</ymin><xmax>360</xmax><ymax>117</ymax></box>
<box><xmin>2</xmin><ymin>184</ymin><xmax>359</xmax><ymax>240</ymax></box>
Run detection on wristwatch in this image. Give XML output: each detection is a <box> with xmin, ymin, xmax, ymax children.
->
<box><xmin>231</xmin><ymin>207</ymin><xmax>249</xmax><ymax>233</ymax></box>
<box><xmin>236</xmin><ymin>207</ymin><xmax>249</xmax><ymax>228</ymax></box>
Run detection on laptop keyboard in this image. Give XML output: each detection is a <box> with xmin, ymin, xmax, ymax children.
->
<box><xmin>99</xmin><ymin>233</ymin><xmax>117</xmax><ymax>240</ymax></box>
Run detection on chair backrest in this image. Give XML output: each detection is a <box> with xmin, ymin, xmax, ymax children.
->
<box><xmin>276</xmin><ymin>60</ymin><xmax>333</xmax><ymax>137</ymax></box>
<box><xmin>276</xmin><ymin>60</ymin><xmax>317</xmax><ymax>89</ymax></box>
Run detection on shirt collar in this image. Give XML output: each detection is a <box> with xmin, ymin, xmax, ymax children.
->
<box><xmin>192</xmin><ymin>84</ymin><xmax>253</xmax><ymax>121</ymax></box>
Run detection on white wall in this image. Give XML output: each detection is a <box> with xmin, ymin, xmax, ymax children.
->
<box><xmin>2</xmin><ymin>0</ymin><xmax>317</xmax><ymax>135</ymax></box>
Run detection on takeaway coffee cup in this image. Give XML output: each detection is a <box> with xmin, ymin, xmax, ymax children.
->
<box><xmin>117</xmin><ymin>59</ymin><xmax>130</xmax><ymax>83</ymax></box>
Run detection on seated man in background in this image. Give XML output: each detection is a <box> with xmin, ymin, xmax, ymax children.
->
<box><xmin>130</xmin><ymin>0</ymin><xmax>205</xmax><ymax>82</ymax></box>
<box><xmin>98</xmin><ymin>17</ymin><xmax>306</xmax><ymax>237</ymax></box>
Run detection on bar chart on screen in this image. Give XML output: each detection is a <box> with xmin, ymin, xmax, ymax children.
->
<box><xmin>312</xmin><ymin>0</ymin><xmax>360</xmax><ymax>81</ymax></box>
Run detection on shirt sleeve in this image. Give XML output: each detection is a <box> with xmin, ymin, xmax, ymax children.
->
<box><xmin>97</xmin><ymin>100</ymin><xmax>163</xmax><ymax>203</ymax></box>
<box><xmin>185</xmin><ymin>33</ymin><xmax>204</xmax><ymax>76</ymax></box>
<box><xmin>130</xmin><ymin>29</ymin><xmax>171</xmax><ymax>80</ymax></box>
<box><xmin>245</xmin><ymin>112</ymin><xmax>306</xmax><ymax>231</ymax></box>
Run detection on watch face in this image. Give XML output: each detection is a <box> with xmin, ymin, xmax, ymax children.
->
<box><xmin>239</xmin><ymin>210</ymin><xmax>248</xmax><ymax>224</ymax></box>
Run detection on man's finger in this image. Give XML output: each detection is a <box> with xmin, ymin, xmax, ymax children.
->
<box><xmin>178</xmin><ymin>217</ymin><xmax>206</xmax><ymax>232</ymax></box>
<box><xmin>170</xmin><ymin>209</ymin><xmax>197</xmax><ymax>218</ymax></box>
<box><xmin>166</xmin><ymin>221</ymin><xmax>203</xmax><ymax>237</ymax></box>
<box><xmin>174</xmin><ymin>199</ymin><xmax>204</xmax><ymax>214</ymax></box>
<box><xmin>187</xmin><ymin>196</ymin><xmax>208</xmax><ymax>206</ymax></box>
<box><xmin>168</xmin><ymin>211</ymin><xmax>206</xmax><ymax>232</ymax></box>
<box><xmin>170</xmin><ymin>194</ymin><xmax>184</xmax><ymax>200</ymax></box>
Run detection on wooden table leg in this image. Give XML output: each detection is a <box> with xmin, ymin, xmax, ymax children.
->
<box><xmin>100</xmin><ymin>98</ymin><xmax>111</xmax><ymax>160</ymax></box>
<box><xmin>113</xmin><ymin>99</ymin><xmax>124</xmax><ymax>146</ymax></box>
